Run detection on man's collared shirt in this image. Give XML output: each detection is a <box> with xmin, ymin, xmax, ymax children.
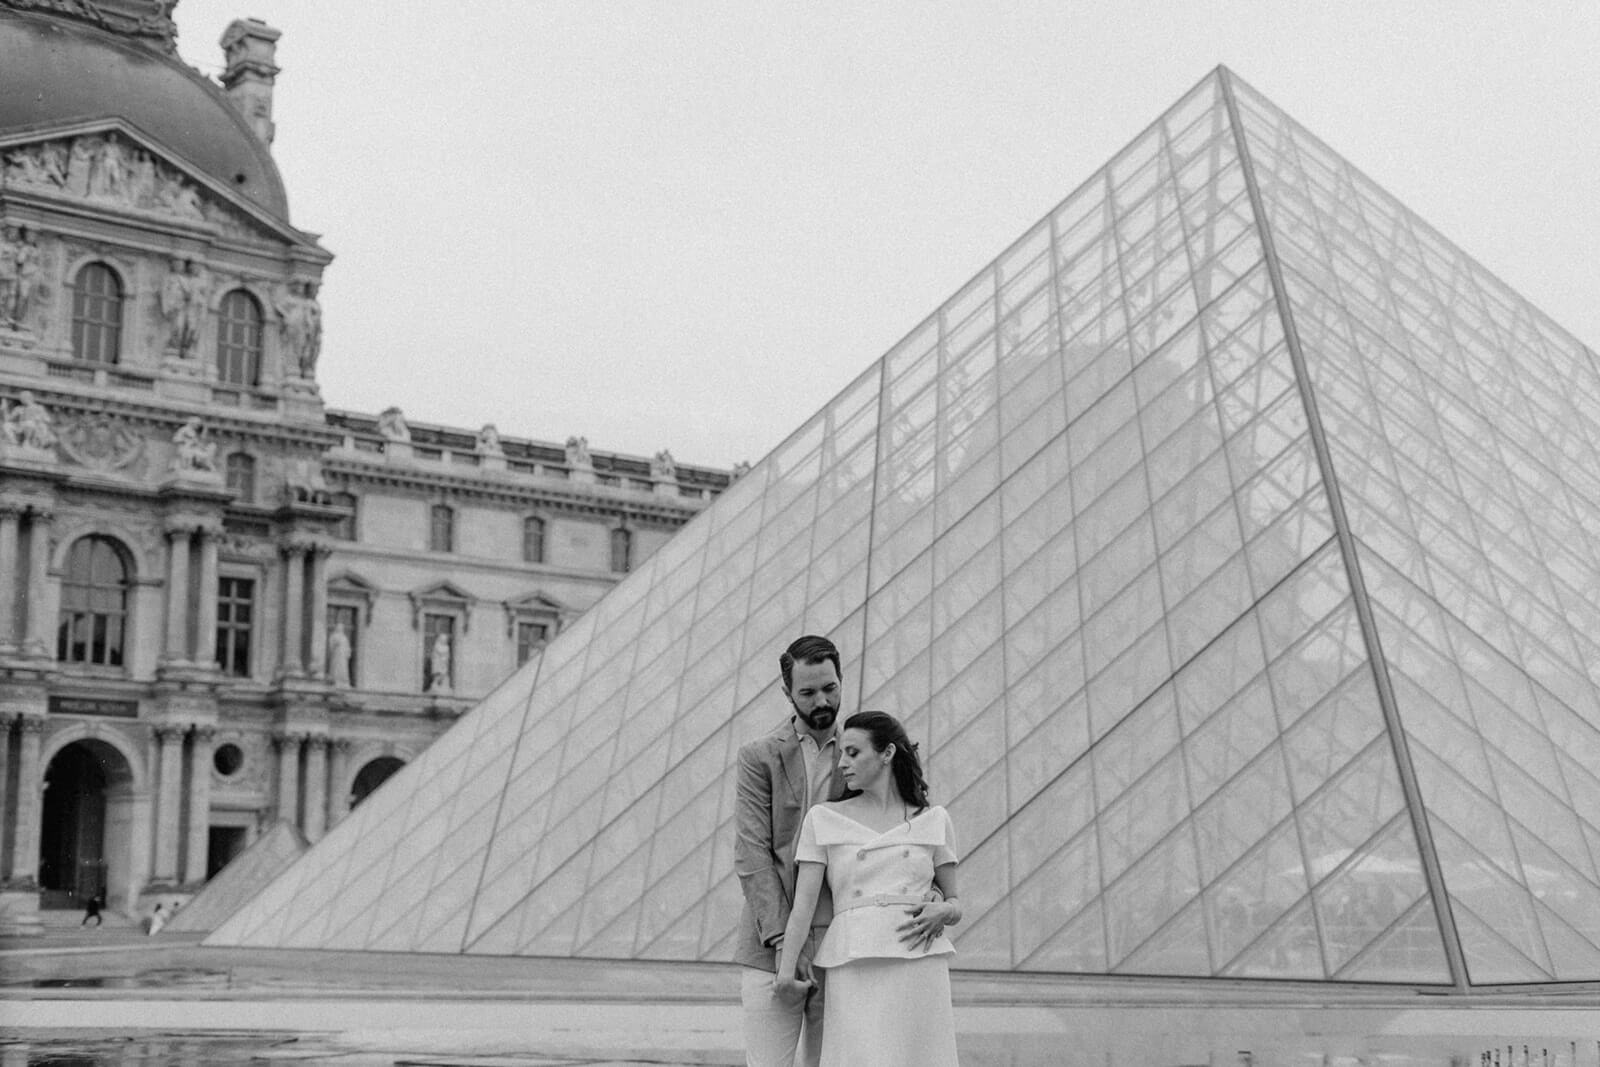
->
<box><xmin>794</xmin><ymin>716</ymin><xmax>839</xmax><ymax>808</ymax></box>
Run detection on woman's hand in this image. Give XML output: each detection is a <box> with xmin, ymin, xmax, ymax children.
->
<box><xmin>773</xmin><ymin>973</ymin><xmax>815</xmax><ymax>1006</ymax></box>
<box><xmin>896</xmin><ymin>899</ymin><xmax>957</xmax><ymax>950</ymax></box>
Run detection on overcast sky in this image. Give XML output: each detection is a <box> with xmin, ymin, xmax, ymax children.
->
<box><xmin>173</xmin><ymin>2</ymin><xmax>1599</xmax><ymax>471</ymax></box>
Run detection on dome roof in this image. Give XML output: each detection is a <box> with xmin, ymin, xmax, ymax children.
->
<box><xmin>0</xmin><ymin>10</ymin><xmax>289</xmax><ymax>219</ymax></box>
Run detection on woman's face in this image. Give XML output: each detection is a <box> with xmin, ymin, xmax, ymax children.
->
<box><xmin>839</xmin><ymin>727</ymin><xmax>889</xmax><ymax>793</ymax></box>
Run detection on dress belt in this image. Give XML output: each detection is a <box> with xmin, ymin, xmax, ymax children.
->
<box><xmin>834</xmin><ymin>892</ymin><xmax>924</xmax><ymax>913</ymax></box>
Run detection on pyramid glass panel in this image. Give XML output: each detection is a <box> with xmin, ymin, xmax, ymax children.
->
<box><xmin>209</xmin><ymin>69</ymin><xmax>1600</xmax><ymax>987</ymax></box>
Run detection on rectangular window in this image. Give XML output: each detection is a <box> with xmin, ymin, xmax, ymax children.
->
<box><xmin>523</xmin><ymin>516</ymin><xmax>545</xmax><ymax>564</ymax></box>
<box><xmin>610</xmin><ymin>528</ymin><xmax>631</xmax><ymax>573</ymax></box>
<box><xmin>423</xmin><ymin>613</ymin><xmax>455</xmax><ymax>692</ymax></box>
<box><xmin>331</xmin><ymin>493</ymin><xmax>357</xmax><ymax>541</ymax></box>
<box><xmin>216</xmin><ymin>576</ymin><xmax>255</xmax><ymax>677</ymax></box>
<box><xmin>515</xmin><ymin>620</ymin><xmax>548</xmax><ymax>667</ymax></box>
<box><xmin>429</xmin><ymin>505</ymin><xmax>454</xmax><ymax>552</ymax></box>
<box><xmin>327</xmin><ymin>603</ymin><xmax>359</xmax><ymax>686</ymax></box>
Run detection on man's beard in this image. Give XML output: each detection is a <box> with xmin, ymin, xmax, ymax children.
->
<box><xmin>797</xmin><ymin>704</ymin><xmax>836</xmax><ymax>731</ymax></box>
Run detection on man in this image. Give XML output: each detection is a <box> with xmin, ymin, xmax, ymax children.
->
<box><xmin>733</xmin><ymin>634</ymin><xmax>847</xmax><ymax>1067</ymax></box>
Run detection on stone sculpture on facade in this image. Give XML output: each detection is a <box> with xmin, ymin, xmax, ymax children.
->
<box><xmin>327</xmin><ymin>622</ymin><xmax>353</xmax><ymax>688</ymax></box>
<box><xmin>283</xmin><ymin>458</ymin><xmax>332</xmax><ymax>504</ymax></box>
<box><xmin>274</xmin><ymin>280</ymin><xmax>322</xmax><ymax>377</ymax></box>
<box><xmin>476</xmin><ymin>423</ymin><xmax>503</xmax><ymax>456</ymax></box>
<box><xmin>376</xmin><ymin>407</ymin><xmax>410</xmax><ymax>442</ymax></box>
<box><xmin>564</xmin><ymin>435</ymin><xmax>591</xmax><ymax>469</ymax></box>
<box><xmin>0</xmin><ymin>226</ymin><xmax>42</xmax><ymax>327</ymax></box>
<box><xmin>170</xmin><ymin>416</ymin><xmax>217</xmax><ymax>473</ymax></box>
<box><xmin>427</xmin><ymin>633</ymin><xmax>451</xmax><ymax>694</ymax></box>
<box><xmin>1</xmin><ymin>390</ymin><xmax>57</xmax><ymax>451</ymax></box>
<box><xmin>651</xmin><ymin>449</ymin><xmax>677</xmax><ymax>482</ymax></box>
<box><xmin>160</xmin><ymin>259</ymin><xmax>210</xmax><ymax>357</ymax></box>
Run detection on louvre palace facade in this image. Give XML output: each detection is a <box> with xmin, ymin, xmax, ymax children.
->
<box><xmin>0</xmin><ymin>0</ymin><xmax>728</xmax><ymax>932</ymax></box>
<box><xmin>210</xmin><ymin>68</ymin><xmax>1600</xmax><ymax>991</ymax></box>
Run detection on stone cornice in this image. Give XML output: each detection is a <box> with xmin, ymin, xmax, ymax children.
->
<box><xmin>322</xmin><ymin>457</ymin><xmax>705</xmax><ymax>525</ymax></box>
<box><xmin>0</xmin><ymin>185</ymin><xmax>304</xmax><ymax>268</ymax></box>
<box><xmin>325</xmin><ymin>540</ymin><xmax>620</xmax><ymax>588</ymax></box>
<box><xmin>4</xmin><ymin>386</ymin><xmax>340</xmax><ymax>450</ymax></box>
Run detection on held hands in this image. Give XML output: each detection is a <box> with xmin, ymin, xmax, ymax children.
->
<box><xmin>772</xmin><ymin>937</ymin><xmax>817</xmax><ymax>1006</ymax></box>
<box><xmin>773</xmin><ymin>973</ymin><xmax>815</xmax><ymax>1005</ymax></box>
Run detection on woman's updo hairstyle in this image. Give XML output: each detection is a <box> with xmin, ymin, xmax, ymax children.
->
<box><xmin>842</xmin><ymin>710</ymin><xmax>930</xmax><ymax>811</ymax></box>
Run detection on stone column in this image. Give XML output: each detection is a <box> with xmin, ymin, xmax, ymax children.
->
<box><xmin>0</xmin><ymin>715</ymin><xmax>14</xmax><ymax>881</ymax></box>
<box><xmin>193</xmin><ymin>527</ymin><xmax>220</xmax><ymax>669</ymax></box>
<box><xmin>8</xmin><ymin>717</ymin><xmax>45</xmax><ymax>886</ymax></box>
<box><xmin>162</xmin><ymin>527</ymin><xmax>192</xmax><ymax>661</ymax></box>
<box><xmin>327</xmin><ymin>737</ymin><xmax>353</xmax><ymax>828</ymax></box>
<box><xmin>151</xmin><ymin>724</ymin><xmax>186</xmax><ymax>885</ymax></box>
<box><xmin>279</xmin><ymin>543</ymin><xmax>307</xmax><ymax>676</ymax></box>
<box><xmin>302</xmin><ymin>735</ymin><xmax>328</xmax><ymax>842</ymax></box>
<box><xmin>0</xmin><ymin>507</ymin><xmax>20</xmax><ymax>648</ymax></box>
<box><xmin>307</xmin><ymin>545</ymin><xmax>329</xmax><ymax>679</ymax></box>
<box><xmin>21</xmin><ymin>509</ymin><xmax>52</xmax><ymax>654</ymax></box>
<box><xmin>182</xmin><ymin>726</ymin><xmax>215</xmax><ymax>885</ymax></box>
<box><xmin>274</xmin><ymin>732</ymin><xmax>302</xmax><ymax>828</ymax></box>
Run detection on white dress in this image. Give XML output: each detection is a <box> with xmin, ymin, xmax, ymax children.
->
<box><xmin>795</xmin><ymin>803</ymin><xmax>959</xmax><ymax>1067</ymax></box>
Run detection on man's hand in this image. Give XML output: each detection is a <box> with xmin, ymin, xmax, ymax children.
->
<box><xmin>773</xmin><ymin>974</ymin><xmax>814</xmax><ymax>1006</ymax></box>
<box><xmin>896</xmin><ymin>900</ymin><xmax>951</xmax><ymax>951</ymax></box>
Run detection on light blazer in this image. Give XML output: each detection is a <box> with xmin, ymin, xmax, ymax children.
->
<box><xmin>732</xmin><ymin>717</ymin><xmax>847</xmax><ymax>969</ymax></box>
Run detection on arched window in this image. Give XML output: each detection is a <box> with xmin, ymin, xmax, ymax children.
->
<box><xmin>216</xmin><ymin>289</ymin><xmax>263</xmax><ymax>386</ymax></box>
<box><xmin>225</xmin><ymin>452</ymin><xmax>256</xmax><ymax>503</ymax></box>
<box><xmin>610</xmin><ymin>527</ymin><xmax>631</xmax><ymax>573</ymax></box>
<box><xmin>522</xmin><ymin>516</ymin><xmax>545</xmax><ymax>563</ymax></box>
<box><xmin>71</xmin><ymin>263</ymin><xmax>123</xmax><ymax>364</ymax></box>
<box><xmin>429</xmin><ymin>504</ymin><xmax>454</xmax><ymax>552</ymax></box>
<box><xmin>56</xmin><ymin>536</ymin><xmax>131</xmax><ymax>666</ymax></box>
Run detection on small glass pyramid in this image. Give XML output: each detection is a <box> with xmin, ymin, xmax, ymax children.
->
<box><xmin>208</xmin><ymin>68</ymin><xmax>1600</xmax><ymax>987</ymax></box>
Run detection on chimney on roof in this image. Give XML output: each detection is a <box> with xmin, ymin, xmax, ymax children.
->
<box><xmin>220</xmin><ymin>18</ymin><xmax>282</xmax><ymax>146</ymax></box>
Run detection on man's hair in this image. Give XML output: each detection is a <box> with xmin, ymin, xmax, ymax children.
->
<box><xmin>780</xmin><ymin>634</ymin><xmax>840</xmax><ymax>692</ymax></box>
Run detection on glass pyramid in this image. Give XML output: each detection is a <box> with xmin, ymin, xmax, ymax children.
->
<box><xmin>207</xmin><ymin>68</ymin><xmax>1600</xmax><ymax>987</ymax></box>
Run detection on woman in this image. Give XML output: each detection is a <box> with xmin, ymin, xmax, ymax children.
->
<box><xmin>774</xmin><ymin>711</ymin><xmax>962</xmax><ymax>1066</ymax></box>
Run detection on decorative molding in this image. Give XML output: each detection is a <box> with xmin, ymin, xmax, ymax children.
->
<box><xmin>408</xmin><ymin>580</ymin><xmax>473</xmax><ymax>631</ymax></box>
<box><xmin>326</xmin><ymin>570</ymin><xmax>378</xmax><ymax>624</ymax></box>
<box><xmin>54</xmin><ymin>412</ymin><xmax>145</xmax><ymax>472</ymax></box>
<box><xmin>501</xmin><ymin>590</ymin><xmax>569</xmax><ymax>637</ymax></box>
<box><xmin>0</xmin><ymin>127</ymin><xmax>315</xmax><ymax>250</ymax></box>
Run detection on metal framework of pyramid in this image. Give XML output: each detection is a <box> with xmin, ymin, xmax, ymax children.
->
<box><xmin>208</xmin><ymin>68</ymin><xmax>1600</xmax><ymax>989</ymax></box>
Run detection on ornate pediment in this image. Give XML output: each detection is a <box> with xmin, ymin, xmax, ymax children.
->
<box><xmin>501</xmin><ymin>590</ymin><xmax>570</xmax><ymax>637</ymax></box>
<box><xmin>327</xmin><ymin>570</ymin><xmax>378</xmax><ymax>623</ymax></box>
<box><xmin>0</xmin><ymin>123</ymin><xmax>311</xmax><ymax>248</ymax></box>
<box><xmin>407</xmin><ymin>580</ymin><xmax>474</xmax><ymax>631</ymax></box>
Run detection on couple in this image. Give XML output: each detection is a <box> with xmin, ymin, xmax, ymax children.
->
<box><xmin>734</xmin><ymin>635</ymin><xmax>961</xmax><ymax>1067</ymax></box>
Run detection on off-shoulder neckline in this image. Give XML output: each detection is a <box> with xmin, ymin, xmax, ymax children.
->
<box><xmin>814</xmin><ymin>803</ymin><xmax>943</xmax><ymax>842</ymax></box>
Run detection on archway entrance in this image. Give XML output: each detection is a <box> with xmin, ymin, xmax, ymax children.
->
<box><xmin>350</xmin><ymin>756</ymin><xmax>405</xmax><ymax>809</ymax></box>
<box><xmin>39</xmin><ymin>740</ymin><xmax>134</xmax><ymax>910</ymax></box>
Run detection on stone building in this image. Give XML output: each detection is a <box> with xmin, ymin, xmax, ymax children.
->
<box><xmin>0</xmin><ymin>1</ymin><xmax>728</xmax><ymax>931</ymax></box>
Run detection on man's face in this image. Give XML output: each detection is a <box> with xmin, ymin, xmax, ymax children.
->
<box><xmin>786</xmin><ymin>659</ymin><xmax>841</xmax><ymax>736</ymax></box>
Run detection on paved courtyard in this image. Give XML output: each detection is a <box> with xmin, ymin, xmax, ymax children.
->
<box><xmin>2</xmin><ymin>927</ymin><xmax>1598</xmax><ymax>1065</ymax></box>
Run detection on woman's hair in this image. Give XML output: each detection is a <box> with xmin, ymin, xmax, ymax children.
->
<box><xmin>841</xmin><ymin>710</ymin><xmax>929</xmax><ymax>811</ymax></box>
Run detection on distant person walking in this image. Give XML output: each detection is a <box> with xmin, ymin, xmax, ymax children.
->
<box><xmin>80</xmin><ymin>891</ymin><xmax>104</xmax><ymax>927</ymax></box>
